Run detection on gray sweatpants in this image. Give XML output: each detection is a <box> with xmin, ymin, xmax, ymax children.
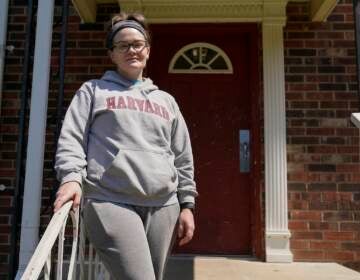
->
<box><xmin>83</xmin><ymin>199</ymin><xmax>180</xmax><ymax>280</ymax></box>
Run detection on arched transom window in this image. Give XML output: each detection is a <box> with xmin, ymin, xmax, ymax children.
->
<box><xmin>169</xmin><ymin>42</ymin><xmax>233</xmax><ymax>74</ymax></box>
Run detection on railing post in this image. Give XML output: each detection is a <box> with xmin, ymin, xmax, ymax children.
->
<box><xmin>56</xmin><ymin>218</ymin><xmax>67</xmax><ymax>280</ymax></box>
<box><xmin>68</xmin><ymin>209</ymin><xmax>79</xmax><ymax>280</ymax></box>
<box><xmin>44</xmin><ymin>253</ymin><xmax>51</xmax><ymax>280</ymax></box>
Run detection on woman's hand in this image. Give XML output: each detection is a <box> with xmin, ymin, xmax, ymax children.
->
<box><xmin>177</xmin><ymin>208</ymin><xmax>195</xmax><ymax>246</ymax></box>
<box><xmin>53</xmin><ymin>181</ymin><xmax>82</xmax><ymax>212</ymax></box>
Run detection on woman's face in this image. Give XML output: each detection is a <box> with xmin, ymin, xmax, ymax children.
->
<box><xmin>108</xmin><ymin>27</ymin><xmax>150</xmax><ymax>80</ymax></box>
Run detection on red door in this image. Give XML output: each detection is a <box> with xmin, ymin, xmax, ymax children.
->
<box><xmin>148</xmin><ymin>24</ymin><xmax>258</xmax><ymax>254</ymax></box>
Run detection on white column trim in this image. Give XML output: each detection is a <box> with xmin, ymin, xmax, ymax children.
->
<box><xmin>16</xmin><ymin>0</ymin><xmax>55</xmax><ymax>278</ymax></box>
<box><xmin>263</xmin><ymin>18</ymin><xmax>293</xmax><ymax>263</ymax></box>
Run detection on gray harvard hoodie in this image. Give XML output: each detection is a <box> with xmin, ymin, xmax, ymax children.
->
<box><xmin>55</xmin><ymin>71</ymin><xmax>197</xmax><ymax>206</ymax></box>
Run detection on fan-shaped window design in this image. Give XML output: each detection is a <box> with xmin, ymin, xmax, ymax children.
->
<box><xmin>169</xmin><ymin>42</ymin><xmax>233</xmax><ymax>74</ymax></box>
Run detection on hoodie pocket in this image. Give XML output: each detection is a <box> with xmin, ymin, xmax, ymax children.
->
<box><xmin>100</xmin><ymin>149</ymin><xmax>178</xmax><ymax>197</ymax></box>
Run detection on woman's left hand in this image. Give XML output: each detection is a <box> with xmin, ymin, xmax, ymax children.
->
<box><xmin>178</xmin><ymin>208</ymin><xmax>195</xmax><ymax>246</ymax></box>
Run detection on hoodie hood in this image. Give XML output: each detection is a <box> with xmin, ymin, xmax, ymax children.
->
<box><xmin>101</xmin><ymin>70</ymin><xmax>158</xmax><ymax>94</ymax></box>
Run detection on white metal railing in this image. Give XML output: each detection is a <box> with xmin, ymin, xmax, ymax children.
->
<box><xmin>21</xmin><ymin>200</ymin><xmax>111</xmax><ymax>280</ymax></box>
<box><xmin>351</xmin><ymin>113</ymin><xmax>360</xmax><ymax>128</ymax></box>
<box><xmin>21</xmin><ymin>201</ymin><xmax>79</xmax><ymax>280</ymax></box>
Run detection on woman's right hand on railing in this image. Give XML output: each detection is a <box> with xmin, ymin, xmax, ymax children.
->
<box><xmin>53</xmin><ymin>181</ymin><xmax>82</xmax><ymax>212</ymax></box>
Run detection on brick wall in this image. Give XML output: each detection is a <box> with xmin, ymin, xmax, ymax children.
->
<box><xmin>285</xmin><ymin>0</ymin><xmax>360</xmax><ymax>271</ymax></box>
<box><xmin>1</xmin><ymin>2</ymin><xmax>26</xmax><ymax>278</ymax></box>
<box><xmin>0</xmin><ymin>1</ymin><xmax>117</xmax><ymax>279</ymax></box>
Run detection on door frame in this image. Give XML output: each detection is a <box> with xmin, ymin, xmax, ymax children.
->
<box><xmin>148</xmin><ymin>23</ymin><xmax>263</xmax><ymax>259</ymax></box>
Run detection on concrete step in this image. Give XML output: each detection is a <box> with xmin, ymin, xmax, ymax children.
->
<box><xmin>164</xmin><ymin>256</ymin><xmax>360</xmax><ymax>280</ymax></box>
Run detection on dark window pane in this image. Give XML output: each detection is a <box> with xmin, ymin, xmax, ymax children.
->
<box><xmin>174</xmin><ymin>55</ymin><xmax>192</xmax><ymax>69</ymax></box>
<box><xmin>202</xmin><ymin>48</ymin><xmax>217</xmax><ymax>64</ymax></box>
<box><xmin>210</xmin><ymin>56</ymin><xmax>228</xmax><ymax>70</ymax></box>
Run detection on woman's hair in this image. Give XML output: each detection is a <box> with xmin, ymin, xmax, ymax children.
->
<box><xmin>107</xmin><ymin>12</ymin><xmax>151</xmax><ymax>47</ymax></box>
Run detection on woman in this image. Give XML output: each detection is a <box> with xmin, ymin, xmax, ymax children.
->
<box><xmin>53</xmin><ymin>12</ymin><xmax>197</xmax><ymax>280</ymax></box>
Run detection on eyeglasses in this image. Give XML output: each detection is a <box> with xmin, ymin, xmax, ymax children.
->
<box><xmin>112</xmin><ymin>40</ymin><xmax>148</xmax><ymax>53</ymax></box>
